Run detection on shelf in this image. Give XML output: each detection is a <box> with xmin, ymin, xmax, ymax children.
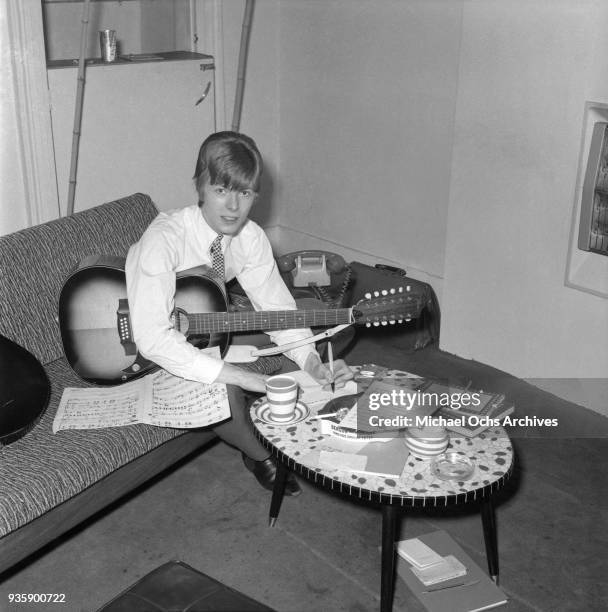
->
<box><xmin>47</xmin><ymin>51</ymin><xmax>213</xmax><ymax>70</ymax></box>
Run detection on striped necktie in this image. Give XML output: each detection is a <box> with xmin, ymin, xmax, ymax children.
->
<box><xmin>210</xmin><ymin>234</ymin><xmax>225</xmax><ymax>281</ymax></box>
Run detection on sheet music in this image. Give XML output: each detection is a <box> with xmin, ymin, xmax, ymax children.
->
<box><xmin>53</xmin><ymin>347</ymin><xmax>230</xmax><ymax>433</ymax></box>
<box><xmin>141</xmin><ymin>370</ymin><xmax>230</xmax><ymax>428</ymax></box>
<box><xmin>53</xmin><ymin>377</ymin><xmax>147</xmax><ymax>433</ymax></box>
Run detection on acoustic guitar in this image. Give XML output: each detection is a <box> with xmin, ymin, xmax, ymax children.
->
<box><xmin>0</xmin><ymin>335</ymin><xmax>51</xmax><ymax>445</ymax></box>
<box><xmin>58</xmin><ymin>255</ymin><xmax>424</xmax><ymax>385</ymax></box>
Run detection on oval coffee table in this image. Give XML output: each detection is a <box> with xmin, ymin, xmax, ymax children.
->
<box><xmin>249</xmin><ymin>367</ymin><xmax>514</xmax><ymax>612</ymax></box>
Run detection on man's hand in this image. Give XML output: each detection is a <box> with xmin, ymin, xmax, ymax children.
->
<box><xmin>303</xmin><ymin>352</ymin><xmax>353</xmax><ymax>391</ymax></box>
<box><xmin>216</xmin><ymin>362</ymin><xmax>268</xmax><ymax>393</ymax></box>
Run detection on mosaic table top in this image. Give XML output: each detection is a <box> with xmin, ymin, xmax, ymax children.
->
<box><xmin>250</xmin><ymin>366</ymin><xmax>514</xmax><ymax>507</ymax></box>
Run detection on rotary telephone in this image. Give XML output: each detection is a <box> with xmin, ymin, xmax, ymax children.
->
<box><xmin>276</xmin><ymin>250</ymin><xmax>352</xmax><ymax>308</ymax></box>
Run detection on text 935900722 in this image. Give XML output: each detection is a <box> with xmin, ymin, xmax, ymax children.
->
<box><xmin>8</xmin><ymin>593</ymin><xmax>66</xmax><ymax>604</ymax></box>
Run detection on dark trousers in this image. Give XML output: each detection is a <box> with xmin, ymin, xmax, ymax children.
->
<box><xmin>212</xmin><ymin>384</ymin><xmax>268</xmax><ymax>460</ymax></box>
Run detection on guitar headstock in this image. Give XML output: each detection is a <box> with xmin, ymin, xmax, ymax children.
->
<box><xmin>352</xmin><ymin>286</ymin><xmax>424</xmax><ymax>327</ymax></box>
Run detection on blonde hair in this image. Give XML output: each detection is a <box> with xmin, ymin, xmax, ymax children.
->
<box><xmin>193</xmin><ymin>131</ymin><xmax>263</xmax><ymax>197</ymax></box>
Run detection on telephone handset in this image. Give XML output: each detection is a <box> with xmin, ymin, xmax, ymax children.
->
<box><xmin>277</xmin><ymin>250</ymin><xmax>352</xmax><ymax>308</ymax></box>
<box><xmin>277</xmin><ymin>250</ymin><xmax>347</xmax><ymax>287</ymax></box>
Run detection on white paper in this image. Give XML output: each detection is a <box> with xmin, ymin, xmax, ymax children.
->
<box><xmin>54</xmin><ymin>347</ymin><xmax>230</xmax><ymax>432</ymax></box>
<box><xmin>53</xmin><ymin>376</ymin><xmax>147</xmax><ymax>433</ymax></box>
<box><xmin>289</xmin><ymin>369</ymin><xmax>358</xmax><ymax>408</ymax></box>
<box><xmin>142</xmin><ymin>369</ymin><xmax>230</xmax><ymax>428</ymax></box>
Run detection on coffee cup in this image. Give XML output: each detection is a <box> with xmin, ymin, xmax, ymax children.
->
<box><xmin>404</xmin><ymin>425</ymin><xmax>449</xmax><ymax>458</ymax></box>
<box><xmin>265</xmin><ymin>375</ymin><xmax>299</xmax><ymax>421</ymax></box>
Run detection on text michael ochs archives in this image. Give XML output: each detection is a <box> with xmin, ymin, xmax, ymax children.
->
<box><xmin>364</xmin><ymin>389</ymin><xmax>559</xmax><ymax>429</ymax></box>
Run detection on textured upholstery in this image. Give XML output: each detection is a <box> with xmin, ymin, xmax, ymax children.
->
<box><xmin>0</xmin><ymin>358</ymin><xmax>191</xmax><ymax>537</ymax></box>
<box><xmin>0</xmin><ymin>193</ymin><xmax>158</xmax><ymax>365</ymax></box>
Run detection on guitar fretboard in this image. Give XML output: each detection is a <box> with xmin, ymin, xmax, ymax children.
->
<box><xmin>188</xmin><ymin>308</ymin><xmax>353</xmax><ymax>333</ymax></box>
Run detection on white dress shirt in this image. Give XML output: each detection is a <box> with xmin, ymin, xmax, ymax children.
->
<box><xmin>125</xmin><ymin>204</ymin><xmax>317</xmax><ymax>384</ymax></box>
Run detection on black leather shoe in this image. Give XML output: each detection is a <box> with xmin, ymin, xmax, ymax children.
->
<box><xmin>241</xmin><ymin>453</ymin><xmax>301</xmax><ymax>497</ymax></box>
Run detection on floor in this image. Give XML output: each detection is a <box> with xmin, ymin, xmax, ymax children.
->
<box><xmin>0</xmin><ymin>330</ymin><xmax>606</xmax><ymax>612</ymax></box>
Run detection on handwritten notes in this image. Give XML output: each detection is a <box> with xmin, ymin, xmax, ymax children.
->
<box><xmin>53</xmin><ymin>369</ymin><xmax>230</xmax><ymax>433</ymax></box>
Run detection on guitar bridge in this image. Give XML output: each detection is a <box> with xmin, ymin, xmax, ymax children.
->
<box><xmin>117</xmin><ymin>299</ymin><xmax>137</xmax><ymax>356</ymax></box>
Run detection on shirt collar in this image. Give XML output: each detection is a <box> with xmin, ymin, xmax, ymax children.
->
<box><xmin>192</xmin><ymin>205</ymin><xmax>232</xmax><ymax>252</ymax></box>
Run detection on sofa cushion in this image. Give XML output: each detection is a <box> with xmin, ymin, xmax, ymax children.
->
<box><xmin>0</xmin><ymin>358</ymin><xmax>197</xmax><ymax>537</ymax></box>
<box><xmin>0</xmin><ymin>193</ymin><xmax>158</xmax><ymax>366</ymax></box>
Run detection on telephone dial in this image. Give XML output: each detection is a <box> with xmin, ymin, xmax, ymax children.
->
<box><xmin>276</xmin><ymin>250</ymin><xmax>352</xmax><ymax>308</ymax></box>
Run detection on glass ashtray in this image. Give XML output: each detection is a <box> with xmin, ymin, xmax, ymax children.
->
<box><xmin>431</xmin><ymin>452</ymin><xmax>475</xmax><ymax>481</ymax></box>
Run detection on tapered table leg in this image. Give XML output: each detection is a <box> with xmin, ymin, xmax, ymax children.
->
<box><xmin>381</xmin><ymin>505</ymin><xmax>399</xmax><ymax>612</ymax></box>
<box><xmin>268</xmin><ymin>462</ymin><xmax>288</xmax><ymax>527</ymax></box>
<box><xmin>480</xmin><ymin>496</ymin><xmax>499</xmax><ymax>584</ymax></box>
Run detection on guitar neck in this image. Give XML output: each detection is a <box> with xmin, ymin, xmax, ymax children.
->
<box><xmin>188</xmin><ymin>308</ymin><xmax>354</xmax><ymax>334</ymax></box>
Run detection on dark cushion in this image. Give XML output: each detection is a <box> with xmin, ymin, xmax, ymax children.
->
<box><xmin>97</xmin><ymin>560</ymin><xmax>276</xmax><ymax>611</ymax></box>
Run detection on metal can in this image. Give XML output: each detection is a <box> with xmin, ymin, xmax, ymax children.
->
<box><xmin>99</xmin><ymin>30</ymin><xmax>117</xmax><ymax>62</ymax></box>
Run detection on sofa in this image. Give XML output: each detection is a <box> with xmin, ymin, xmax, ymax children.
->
<box><xmin>0</xmin><ymin>193</ymin><xmax>280</xmax><ymax>577</ymax></box>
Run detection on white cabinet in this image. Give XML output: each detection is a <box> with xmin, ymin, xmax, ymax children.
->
<box><xmin>47</xmin><ymin>52</ymin><xmax>215</xmax><ymax>213</ymax></box>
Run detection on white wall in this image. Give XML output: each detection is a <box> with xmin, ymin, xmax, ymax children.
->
<box><xmin>274</xmin><ymin>0</ymin><xmax>463</xmax><ymax>292</ymax></box>
<box><xmin>441</xmin><ymin>1</ymin><xmax>608</xmax><ymax>385</ymax></box>
<box><xmin>219</xmin><ymin>0</ymin><xmax>282</xmax><ymax>228</ymax></box>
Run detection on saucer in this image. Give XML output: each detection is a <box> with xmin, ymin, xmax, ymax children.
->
<box><xmin>253</xmin><ymin>399</ymin><xmax>310</xmax><ymax>425</ymax></box>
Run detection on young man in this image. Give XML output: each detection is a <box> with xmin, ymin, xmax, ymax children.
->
<box><xmin>126</xmin><ymin>131</ymin><xmax>352</xmax><ymax>496</ymax></box>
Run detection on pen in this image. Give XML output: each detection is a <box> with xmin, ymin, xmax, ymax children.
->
<box><xmin>328</xmin><ymin>341</ymin><xmax>335</xmax><ymax>394</ymax></box>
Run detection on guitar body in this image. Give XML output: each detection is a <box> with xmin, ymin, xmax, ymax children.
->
<box><xmin>58</xmin><ymin>255</ymin><xmax>229</xmax><ymax>385</ymax></box>
<box><xmin>0</xmin><ymin>335</ymin><xmax>50</xmax><ymax>445</ymax></box>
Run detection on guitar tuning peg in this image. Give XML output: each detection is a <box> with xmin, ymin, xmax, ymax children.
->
<box><xmin>381</xmin><ymin>289</ymin><xmax>388</xmax><ymax>296</ymax></box>
<box><xmin>405</xmin><ymin>318</ymin><xmax>411</xmax><ymax>322</ymax></box>
<box><xmin>373</xmin><ymin>291</ymin><xmax>380</xmax><ymax>297</ymax></box>
<box><xmin>398</xmin><ymin>287</ymin><xmax>404</xmax><ymax>293</ymax></box>
<box><xmin>365</xmin><ymin>292</ymin><xmax>372</xmax><ymax>299</ymax></box>
<box><xmin>389</xmin><ymin>288</ymin><xmax>396</xmax><ymax>294</ymax></box>
<box><xmin>381</xmin><ymin>320</ymin><xmax>388</xmax><ymax>326</ymax></box>
<box><xmin>366</xmin><ymin>322</ymin><xmax>372</xmax><ymax>327</ymax></box>
<box><xmin>373</xmin><ymin>321</ymin><xmax>380</xmax><ymax>326</ymax></box>
<box><xmin>398</xmin><ymin>319</ymin><xmax>403</xmax><ymax>324</ymax></box>
<box><xmin>406</xmin><ymin>285</ymin><xmax>411</xmax><ymax>292</ymax></box>
<box><xmin>389</xmin><ymin>320</ymin><xmax>396</xmax><ymax>325</ymax></box>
